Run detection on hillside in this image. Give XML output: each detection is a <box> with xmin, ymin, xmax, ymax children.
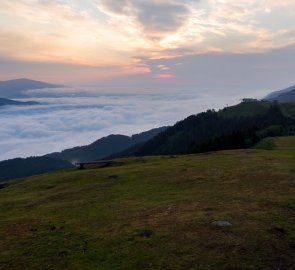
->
<box><xmin>265</xmin><ymin>84</ymin><xmax>295</xmax><ymax>101</ymax></box>
<box><xmin>0</xmin><ymin>127</ymin><xmax>166</xmax><ymax>182</ymax></box>
<box><xmin>1</xmin><ymin>137</ymin><xmax>294</xmax><ymax>269</ymax></box>
<box><xmin>0</xmin><ymin>79</ymin><xmax>62</xmax><ymax>98</ymax></box>
<box><xmin>270</xmin><ymin>89</ymin><xmax>295</xmax><ymax>103</ymax></box>
<box><xmin>220</xmin><ymin>101</ymin><xmax>295</xmax><ymax>119</ymax></box>
<box><xmin>218</xmin><ymin>101</ymin><xmax>271</xmax><ymax>118</ymax></box>
<box><xmin>0</xmin><ymin>97</ymin><xmax>39</xmax><ymax>107</ymax></box>
<box><xmin>47</xmin><ymin>127</ymin><xmax>167</xmax><ymax>163</ymax></box>
<box><xmin>0</xmin><ymin>157</ymin><xmax>73</xmax><ymax>183</ymax></box>
<box><xmin>114</xmin><ymin>101</ymin><xmax>295</xmax><ymax>157</ymax></box>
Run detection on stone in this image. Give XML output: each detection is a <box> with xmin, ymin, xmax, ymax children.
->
<box><xmin>211</xmin><ymin>220</ymin><xmax>232</xmax><ymax>227</ymax></box>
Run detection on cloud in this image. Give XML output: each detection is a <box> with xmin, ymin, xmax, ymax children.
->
<box><xmin>154</xmin><ymin>73</ymin><xmax>174</xmax><ymax>79</ymax></box>
<box><xmin>157</xmin><ymin>64</ymin><xmax>170</xmax><ymax>71</ymax></box>
<box><xmin>98</xmin><ymin>0</ymin><xmax>130</xmax><ymax>15</ymax></box>
<box><xmin>98</xmin><ymin>0</ymin><xmax>191</xmax><ymax>41</ymax></box>
<box><xmin>1</xmin><ymin>44</ymin><xmax>294</xmax><ymax>89</ymax></box>
<box><xmin>0</xmin><ymin>0</ymin><xmax>295</xmax><ymax>82</ymax></box>
<box><xmin>0</xmin><ymin>88</ymin><xmax>241</xmax><ymax>160</ymax></box>
<box><xmin>144</xmin><ymin>44</ymin><xmax>295</xmax><ymax>90</ymax></box>
<box><xmin>97</xmin><ymin>0</ymin><xmax>295</xmax><ymax>58</ymax></box>
<box><xmin>0</xmin><ymin>58</ymin><xmax>150</xmax><ymax>84</ymax></box>
<box><xmin>135</xmin><ymin>1</ymin><xmax>189</xmax><ymax>37</ymax></box>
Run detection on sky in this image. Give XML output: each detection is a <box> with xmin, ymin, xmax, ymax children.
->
<box><xmin>0</xmin><ymin>0</ymin><xmax>295</xmax><ymax>89</ymax></box>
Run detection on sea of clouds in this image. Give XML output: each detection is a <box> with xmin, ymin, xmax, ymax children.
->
<box><xmin>0</xmin><ymin>86</ymin><xmax>243</xmax><ymax>161</ymax></box>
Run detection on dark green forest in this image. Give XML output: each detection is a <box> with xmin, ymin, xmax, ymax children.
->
<box><xmin>115</xmin><ymin>102</ymin><xmax>295</xmax><ymax>157</ymax></box>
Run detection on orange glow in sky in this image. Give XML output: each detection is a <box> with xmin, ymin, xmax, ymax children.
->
<box><xmin>0</xmin><ymin>0</ymin><xmax>295</xmax><ymax>83</ymax></box>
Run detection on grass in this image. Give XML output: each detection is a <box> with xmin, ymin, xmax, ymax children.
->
<box><xmin>219</xmin><ymin>101</ymin><xmax>295</xmax><ymax>119</ymax></box>
<box><xmin>219</xmin><ymin>101</ymin><xmax>271</xmax><ymax>118</ymax></box>
<box><xmin>253</xmin><ymin>137</ymin><xmax>276</xmax><ymax>150</ymax></box>
<box><xmin>1</xmin><ymin>137</ymin><xmax>295</xmax><ymax>270</ymax></box>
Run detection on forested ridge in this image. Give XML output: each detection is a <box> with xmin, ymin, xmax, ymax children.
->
<box><xmin>115</xmin><ymin>102</ymin><xmax>295</xmax><ymax>157</ymax></box>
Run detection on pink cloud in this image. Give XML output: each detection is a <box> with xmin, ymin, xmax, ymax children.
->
<box><xmin>157</xmin><ymin>64</ymin><xmax>170</xmax><ymax>71</ymax></box>
<box><xmin>154</xmin><ymin>73</ymin><xmax>174</xmax><ymax>79</ymax></box>
<box><xmin>123</xmin><ymin>65</ymin><xmax>151</xmax><ymax>74</ymax></box>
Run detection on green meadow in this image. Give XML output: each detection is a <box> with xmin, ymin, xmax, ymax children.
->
<box><xmin>1</xmin><ymin>137</ymin><xmax>295</xmax><ymax>270</ymax></box>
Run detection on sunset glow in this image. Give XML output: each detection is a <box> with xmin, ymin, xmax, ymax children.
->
<box><xmin>0</xmin><ymin>0</ymin><xmax>294</xmax><ymax>83</ymax></box>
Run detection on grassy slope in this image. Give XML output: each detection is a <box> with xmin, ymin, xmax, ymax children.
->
<box><xmin>1</xmin><ymin>137</ymin><xmax>295</xmax><ymax>270</ymax></box>
<box><xmin>219</xmin><ymin>101</ymin><xmax>295</xmax><ymax>119</ymax></box>
<box><xmin>219</xmin><ymin>101</ymin><xmax>271</xmax><ymax>118</ymax></box>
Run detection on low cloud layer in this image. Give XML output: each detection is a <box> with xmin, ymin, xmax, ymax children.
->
<box><xmin>0</xmin><ymin>87</ymin><xmax>242</xmax><ymax>161</ymax></box>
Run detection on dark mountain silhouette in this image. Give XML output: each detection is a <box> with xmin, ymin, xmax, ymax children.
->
<box><xmin>0</xmin><ymin>157</ymin><xmax>73</xmax><ymax>183</ymax></box>
<box><xmin>47</xmin><ymin>126</ymin><xmax>167</xmax><ymax>163</ymax></box>
<box><xmin>0</xmin><ymin>78</ymin><xmax>62</xmax><ymax>98</ymax></box>
<box><xmin>265</xmin><ymin>84</ymin><xmax>295</xmax><ymax>101</ymax></box>
<box><xmin>0</xmin><ymin>97</ymin><xmax>39</xmax><ymax>107</ymax></box>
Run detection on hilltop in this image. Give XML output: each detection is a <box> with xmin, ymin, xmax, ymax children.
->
<box><xmin>0</xmin><ymin>78</ymin><xmax>62</xmax><ymax>98</ymax></box>
<box><xmin>1</xmin><ymin>136</ymin><xmax>294</xmax><ymax>269</ymax></box>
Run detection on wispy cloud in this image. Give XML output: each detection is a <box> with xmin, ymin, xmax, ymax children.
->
<box><xmin>98</xmin><ymin>0</ymin><xmax>191</xmax><ymax>40</ymax></box>
<box><xmin>0</xmin><ymin>0</ymin><xmax>294</xmax><ymax>78</ymax></box>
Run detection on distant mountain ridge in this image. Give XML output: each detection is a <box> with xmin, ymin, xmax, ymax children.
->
<box><xmin>0</xmin><ymin>97</ymin><xmax>39</xmax><ymax>107</ymax></box>
<box><xmin>47</xmin><ymin>126</ymin><xmax>168</xmax><ymax>163</ymax></box>
<box><xmin>265</xmin><ymin>84</ymin><xmax>295</xmax><ymax>102</ymax></box>
<box><xmin>269</xmin><ymin>89</ymin><xmax>295</xmax><ymax>102</ymax></box>
<box><xmin>0</xmin><ymin>78</ymin><xmax>62</xmax><ymax>98</ymax></box>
